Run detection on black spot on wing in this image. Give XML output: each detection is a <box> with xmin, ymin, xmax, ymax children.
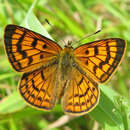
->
<box><xmin>94</xmin><ymin>46</ymin><xmax>98</xmax><ymax>55</ymax></box>
<box><xmin>28</xmin><ymin>57</ymin><xmax>33</xmax><ymax>65</ymax></box>
<box><xmin>32</xmin><ymin>38</ymin><xmax>37</xmax><ymax>48</ymax></box>
<box><xmin>17</xmin><ymin>32</ymin><xmax>27</xmax><ymax>59</ymax></box>
<box><xmin>41</xmin><ymin>72</ymin><xmax>45</xmax><ymax>80</ymax></box>
<box><xmin>32</xmin><ymin>79</ymin><xmax>39</xmax><ymax>92</ymax></box>
<box><xmin>43</xmin><ymin>44</ymin><xmax>47</xmax><ymax>49</ymax></box>
<box><xmin>85</xmin><ymin>50</ymin><xmax>89</xmax><ymax>55</ymax></box>
<box><xmin>85</xmin><ymin>60</ymin><xmax>88</xmax><ymax>65</ymax></box>
<box><xmin>93</xmin><ymin>65</ymin><xmax>97</xmax><ymax>74</ymax></box>
<box><xmin>37</xmin><ymin>97</ymin><xmax>42</xmax><ymax>101</ymax></box>
<box><xmin>99</xmin><ymin>42</ymin><xmax>110</xmax><ymax>70</ymax></box>
<box><xmin>40</xmin><ymin>54</ymin><xmax>44</xmax><ymax>59</ymax></box>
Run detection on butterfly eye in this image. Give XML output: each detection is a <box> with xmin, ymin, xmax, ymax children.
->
<box><xmin>72</xmin><ymin>63</ymin><xmax>76</xmax><ymax>67</ymax></box>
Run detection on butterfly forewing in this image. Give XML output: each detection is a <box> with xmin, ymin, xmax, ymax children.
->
<box><xmin>62</xmin><ymin>67</ymin><xmax>99</xmax><ymax>116</ymax></box>
<box><xmin>19</xmin><ymin>64</ymin><xmax>58</xmax><ymax>110</ymax></box>
<box><xmin>74</xmin><ymin>38</ymin><xmax>126</xmax><ymax>83</ymax></box>
<box><xmin>4</xmin><ymin>25</ymin><xmax>62</xmax><ymax>72</ymax></box>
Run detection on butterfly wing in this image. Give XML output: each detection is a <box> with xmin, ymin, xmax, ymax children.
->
<box><xmin>4</xmin><ymin>25</ymin><xmax>62</xmax><ymax>72</ymax></box>
<box><xmin>74</xmin><ymin>38</ymin><xmax>126</xmax><ymax>83</ymax></box>
<box><xmin>19</xmin><ymin>64</ymin><xmax>58</xmax><ymax>110</ymax></box>
<box><xmin>62</xmin><ymin>68</ymin><xmax>99</xmax><ymax>116</ymax></box>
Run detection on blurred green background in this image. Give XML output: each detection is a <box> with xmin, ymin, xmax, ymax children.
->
<box><xmin>0</xmin><ymin>0</ymin><xmax>129</xmax><ymax>130</ymax></box>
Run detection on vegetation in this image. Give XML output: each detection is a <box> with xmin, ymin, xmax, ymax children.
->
<box><xmin>0</xmin><ymin>0</ymin><xmax>129</xmax><ymax>130</ymax></box>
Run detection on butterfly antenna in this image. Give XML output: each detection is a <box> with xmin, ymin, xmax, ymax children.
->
<box><xmin>45</xmin><ymin>19</ymin><xmax>51</xmax><ymax>26</ymax></box>
<box><xmin>73</xmin><ymin>17</ymin><xmax>102</xmax><ymax>46</ymax></box>
<box><xmin>45</xmin><ymin>19</ymin><xmax>66</xmax><ymax>46</ymax></box>
<box><xmin>75</xmin><ymin>29</ymin><xmax>101</xmax><ymax>44</ymax></box>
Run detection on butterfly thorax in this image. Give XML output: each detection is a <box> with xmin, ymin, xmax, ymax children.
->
<box><xmin>59</xmin><ymin>46</ymin><xmax>74</xmax><ymax>80</ymax></box>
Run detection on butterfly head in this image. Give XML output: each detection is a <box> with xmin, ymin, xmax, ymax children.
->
<box><xmin>64</xmin><ymin>41</ymin><xmax>73</xmax><ymax>49</ymax></box>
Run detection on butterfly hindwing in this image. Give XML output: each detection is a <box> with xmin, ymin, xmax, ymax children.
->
<box><xmin>19</xmin><ymin>64</ymin><xmax>58</xmax><ymax>110</ymax></box>
<box><xmin>62</xmin><ymin>67</ymin><xmax>99</xmax><ymax>116</ymax></box>
<box><xmin>4</xmin><ymin>25</ymin><xmax>62</xmax><ymax>72</ymax></box>
<box><xmin>74</xmin><ymin>38</ymin><xmax>126</xmax><ymax>83</ymax></box>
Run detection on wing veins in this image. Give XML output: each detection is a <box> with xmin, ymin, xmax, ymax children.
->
<box><xmin>6</xmin><ymin>35</ymin><xmax>57</xmax><ymax>51</ymax></box>
<box><xmin>77</xmin><ymin>79</ymin><xmax>82</xmax><ymax>112</ymax></box>
<box><xmin>83</xmin><ymin>79</ymin><xmax>93</xmax><ymax>106</ymax></box>
<box><xmin>77</xmin><ymin>54</ymin><xmax>121</xmax><ymax>62</ymax></box>
<box><xmin>84</xmin><ymin>77</ymin><xmax>97</xmax><ymax>99</ymax></box>
<box><xmin>35</xmin><ymin>75</ymin><xmax>52</xmax><ymax>106</ymax></box>
<box><xmin>74</xmin><ymin>78</ymin><xmax>88</xmax><ymax>110</ymax></box>
<box><xmin>84</xmin><ymin>41</ymin><xmax>106</xmax><ymax>48</ymax></box>
<box><xmin>28</xmin><ymin>77</ymin><xmax>46</xmax><ymax>103</ymax></box>
<box><xmin>14</xmin><ymin>58</ymin><xmax>57</xmax><ymax>71</ymax></box>
<box><xmin>88</xmin><ymin>57</ymin><xmax>110</xmax><ymax>76</ymax></box>
<box><xmin>21</xmin><ymin>67</ymin><xmax>56</xmax><ymax>88</ymax></box>
<box><xmin>76</xmin><ymin>77</ymin><xmax>83</xmax><ymax>111</ymax></box>
<box><xmin>23</xmin><ymin>71</ymin><xmax>52</xmax><ymax>103</ymax></box>
<box><xmin>12</xmin><ymin>50</ymin><xmax>56</xmax><ymax>61</ymax></box>
<box><xmin>72</xmin><ymin>80</ymin><xmax>75</xmax><ymax>112</ymax></box>
<box><xmin>9</xmin><ymin>43</ymin><xmax>58</xmax><ymax>55</ymax></box>
<box><xmin>24</xmin><ymin>68</ymin><xmax>56</xmax><ymax>107</ymax></box>
<box><xmin>21</xmin><ymin>71</ymin><xmax>41</xmax><ymax>88</ymax></box>
<box><xmin>27</xmin><ymin>30</ymin><xmax>61</xmax><ymax>51</ymax></box>
<box><xmin>75</xmin><ymin>61</ymin><xmax>102</xmax><ymax>82</ymax></box>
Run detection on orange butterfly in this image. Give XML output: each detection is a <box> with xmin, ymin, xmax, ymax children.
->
<box><xmin>4</xmin><ymin>25</ymin><xmax>126</xmax><ymax>116</ymax></box>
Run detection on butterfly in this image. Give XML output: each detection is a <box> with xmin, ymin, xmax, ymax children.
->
<box><xmin>4</xmin><ymin>25</ymin><xmax>126</xmax><ymax>116</ymax></box>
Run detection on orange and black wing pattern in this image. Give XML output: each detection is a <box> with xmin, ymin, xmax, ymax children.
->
<box><xmin>4</xmin><ymin>25</ymin><xmax>62</xmax><ymax>72</ymax></box>
<box><xmin>62</xmin><ymin>68</ymin><xmax>99</xmax><ymax>116</ymax></box>
<box><xmin>19</xmin><ymin>64</ymin><xmax>58</xmax><ymax>110</ymax></box>
<box><xmin>74</xmin><ymin>38</ymin><xmax>126</xmax><ymax>83</ymax></box>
